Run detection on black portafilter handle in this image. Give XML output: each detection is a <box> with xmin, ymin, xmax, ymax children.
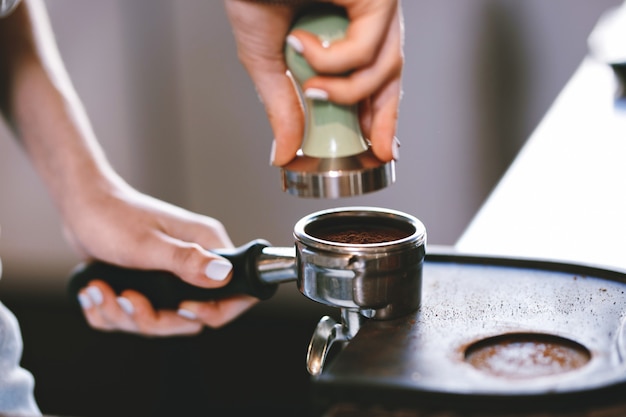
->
<box><xmin>67</xmin><ymin>239</ymin><xmax>279</xmax><ymax>310</ymax></box>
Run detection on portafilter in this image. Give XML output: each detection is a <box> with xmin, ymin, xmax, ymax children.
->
<box><xmin>68</xmin><ymin>206</ymin><xmax>426</xmax><ymax>375</ymax></box>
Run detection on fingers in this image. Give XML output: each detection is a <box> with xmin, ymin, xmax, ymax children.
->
<box><xmin>242</xmin><ymin>46</ymin><xmax>304</xmax><ymax>166</ymax></box>
<box><xmin>69</xmin><ymin>191</ymin><xmax>260</xmax><ymax>335</ymax></box>
<box><xmin>154</xmin><ymin>233</ymin><xmax>235</xmax><ymax>288</ymax></box>
<box><xmin>223</xmin><ymin>0</ymin><xmax>303</xmax><ymax>166</ymax></box>
<box><xmin>78</xmin><ymin>280</ymin><xmax>202</xmax><ymax>336</ymax></box>
<box><xmin>77</xmin><ymin>280</ymin><xmax>257</xmax><ymax>336</ymax></box>
<box><xmin>102</xmin><ymin>208</ymin><xmax>236</xmax><ymax>289</ymax></box>
<box><xmin>361</xmin><ymin>77</ymin><xmax>402</xmax><ymax>162</ymax></box>
<box><xmin>288</xmin><ymin>0</ymin><xmax>401</xmax><ymax>84</ymax></box>
<box><xmin>178</xmin><ymin>295</ymin><xmax>259</xmax><ymax>329</ymax></box>
<box><xmin>255</xmin><ymin>70</ymin><xmax>304</xmax><ymax>166</ymax></box>
<box><xmin>305</xmin><ymin>58</ymin><xmax>402</xmax><ymax>163</ymax></box>
<box><xmin>296</xmin><ymin>10</ymin><xmax>403</xmax><ymax>106</ymax></box>
<box><xmin>285</xmin><ymin>0</ymin><xmax>404</xmax><ymax>162</ymax></box>
<box><xmin>288</xmin><ymin>7</ymin><xmax>392</xmax><ymax>75</ymax></box>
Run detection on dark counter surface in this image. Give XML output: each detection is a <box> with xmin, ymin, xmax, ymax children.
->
<box><xmin>3</xmin><ymin>283</ymin><xmax>334</xmax><ymax>417</ymax></box>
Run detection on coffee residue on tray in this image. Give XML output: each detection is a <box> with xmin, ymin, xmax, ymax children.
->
<box><xmin>464</xmin><ymin>333</ymin><xmax>591</xmax><ymax>379</ymax></box>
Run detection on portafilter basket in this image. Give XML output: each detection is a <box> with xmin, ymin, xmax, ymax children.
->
<box><xmin>68</xmin><ymin>207</ymin><xmax>426</xmax><ymax>374</ymax></box>
<box><xmin>294</xmin><ymin>207</ymin><xmax>426</xmax><ymax>374</ymax></box>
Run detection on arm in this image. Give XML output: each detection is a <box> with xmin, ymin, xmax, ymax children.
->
<box><xmin>0</xmin><ymin>0</ymin><xmax>257</xmax><ymax>335</ymax></box>
<box><xmin>224</xmin><ymin>0</ymin><xmax>404</xmax><ymax>165</ymax></box>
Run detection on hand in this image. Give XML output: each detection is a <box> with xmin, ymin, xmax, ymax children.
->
<box><xmin>1</xmin><ymin>0</ymin><xmax>257</xmax><ymax>337</ymax></box>
<box><xmin>224</xmin><ymin>0</ymin><xmax>404</xmax><ymax>165</ymax></box>
<box><xmin>69</xmin><ymin>180</ymin><xmax>258</xmax><ymax>336</ymax></box>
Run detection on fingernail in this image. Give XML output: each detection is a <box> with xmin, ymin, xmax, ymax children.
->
<box><xmin>269</xmin><ymin>139</ymin><xmax>277</xmax><ymax>166</ymax></box>
<box><xmin>86</xmin><ymin>286</ymin><xmax>103</xmax><ymax>306</ymax></box>
<box><xmin>205</xmin><ymin>259</ymin><xmax>232</xmax><ymax>281</ymax></box>
<box><xmin>304</xmin><ymin>88</ymin><xmax>328</xmax><ymax>101</ymax></box>
<box><xmin>392</xmin><ymin>136</ymin><xmax>401</xmax><ymax>160</ymax></box>
<box><xmin>177</xmin><ymin>309</ymin><xmax>198</xmax><ymax>320</ymax></box>
<box><xmin>78</xmin><ymin>293</ymin><xmax>92</xmax><ymax>309</ymax></box>
<box><xmin>117</xmin><ymin>297</ymin><xmax>134</xmax><ymax>315</ymax></box>
<box><xmin>286</xmin><ymin>34</ymin><xmax>303</xmax><ymax>53</ymax></box>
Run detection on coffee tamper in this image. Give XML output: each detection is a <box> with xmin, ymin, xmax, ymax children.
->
<box><xmin>281</xmin><ymin>6</ymin><xmax>396</xmax><ymax>198</ymax></box>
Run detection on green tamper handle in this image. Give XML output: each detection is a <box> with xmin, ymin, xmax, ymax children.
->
<box><xmin>285</xmin><ymin>6</ymin><xmax>368</xmax><ymax>159</ymax></box>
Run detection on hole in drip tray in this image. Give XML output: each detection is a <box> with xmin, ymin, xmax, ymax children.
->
<box><xmin>464</xmin><ymin>333</ymin><xmax>591</xmax><ymax>379</ymax></box>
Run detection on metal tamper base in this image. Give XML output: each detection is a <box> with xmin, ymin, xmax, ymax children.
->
<box><xmin>281</xmin><ymin>149</ymin><xmax>395</xmax><ymax>199</ymax></box>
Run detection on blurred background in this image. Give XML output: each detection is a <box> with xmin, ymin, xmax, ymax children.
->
<box><xmin>0</xmin><ymin>1</ymin><xmax>623</xmax><ymax>416</ymax></box>
<box><xmin>0</xmin><ymin>0</ymin><xmax>621</xmax><ymax>293</ymax></box>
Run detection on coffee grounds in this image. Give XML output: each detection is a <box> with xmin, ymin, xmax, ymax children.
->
<box><xmin>315</xmin><ymin>226</ymin><xmax>411</xmax><ymax>244</ymax></box>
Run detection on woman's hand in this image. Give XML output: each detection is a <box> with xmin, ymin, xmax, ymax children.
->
<box><xmin>2</xmin><ymin>0</ymin><xmax>259</xmax><ymax>337</ymax></box>
<box><xmin>69</xmin><ymin>181</ymin><xmax>258</xmax><ymax>336</ymax></box>
<box><xmin>224</xmin><ymin>0</ymin><xmax>404</xmax><ymax>165</ymax></box>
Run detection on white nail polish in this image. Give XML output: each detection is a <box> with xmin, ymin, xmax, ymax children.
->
<box><xmin>205</xmin><ymin>259</ymin><xmax>232</xmax><ymax>281</ymax></box>
<box><xmin>86</xmin><ymin>286</ymin><xmax>104</xmax><ymax>306</ymax></box>
<box><xmin>304</xmin><ymin>88</ymin><xmax>329</xmax><ymax>101</ymax></box>
<box><xmin>392</xmin><ymin>136</ymin><xmax>400</xmax><ymax>160</ymax></box>
<box><xmin>78</xmin><ymin>293</ymin><xmax>92</xmax><ymax>309</ymax></box>
<box><xmin>286</xmin><ymin>34</ymin><xmax>303</xmax><ymax>53</ymax></box>
<box><xmin>117</xmin><ymin>297</ymin><xmax>134</xmax><ymax>315</ymax></box>
<box><xmin>177</xmin><ymin>309</ymin><xmax>198</xmax><ymax>320</ymax></box>
<box><xmin>269</xmin><ymin>139</ymin><xmax>277</xmax><ymax>166</ymax></box>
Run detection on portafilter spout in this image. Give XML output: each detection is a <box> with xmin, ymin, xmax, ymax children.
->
<box><xmin>306</xmin><ymin>309</ymin><xmax>364</xmax><ymax>377</ymax></box>
<box><xmin>281</xmin><ymin>5</ymin><xmax>396</xmax><ymax>198</ymax></box>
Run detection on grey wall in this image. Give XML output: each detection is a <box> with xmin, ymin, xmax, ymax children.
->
<box><xmin>0</xmin><ymin>0</ymin><xmax>621</xmax><ymax>293</ymax></box>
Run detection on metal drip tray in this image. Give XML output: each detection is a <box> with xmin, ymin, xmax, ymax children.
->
<box><xmin>311</xmin><ymin>252</ymin><xmax>626</xmax><ymax>414</ymax></box>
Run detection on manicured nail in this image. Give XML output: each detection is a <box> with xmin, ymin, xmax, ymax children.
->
<box><xmin>177</xmin><ymin>309</ymin><xmax>198</xmax><ymax>320</ymax></box>
<box><xmin>78</xmin><ymin>293</ymin><xmax>92</xmax><ymax>309</ymax></box>
<box><xmin>392</xmin><ymin>136</ymin><xmax>401</xmax><ymax>160</ymax></box>
<box><xmin>117</xmin><ymin>297</ymin><xmax>134</xmax><ymax>315</ymax></box>
<box><xmin>269</xmin><ymin>139</ymin><xmax>277</xmax><ymax>166</ymax></box>
<box><xmin>286</xmin><ymin>34</ymin><xmax>303</xmax><ymax>53</ymax></box>
<box><xmin>205</xmin><ymin>259</ymin><xmax>232</xmax><ymax>281</ymax></box>
<box><xmin>86</xmin><ymin>286</ymin><xmax>103</xmax><ymax>306</ymax></box>
<box><xmin>304</xmin><ymin>88</ymin><xmax>329</xmax><ymax>101</ymax></box>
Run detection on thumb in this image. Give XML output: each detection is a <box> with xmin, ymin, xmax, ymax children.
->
<box><xmin>255</xmin><ymin>70</ymin><xmax>304</xmax><ymax>166</ymax></box>
<box><xmin>137</xmin><ymin>236</ymin><xmax>234</xmax><ymax>289</ymax></box>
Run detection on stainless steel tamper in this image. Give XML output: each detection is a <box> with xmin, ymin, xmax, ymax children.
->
<box><xmin>68</xmin><ymin>207</ymin><xmax>426</xmax><ymax>375</ymax></box>
<box><xmin>281</xmin><ymin>6</ymin><xmax>396</xmax><ymax>198</ymax></box>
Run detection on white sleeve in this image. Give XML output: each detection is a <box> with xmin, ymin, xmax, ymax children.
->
<box><xmin>0</xmin><ymin>301</ymin><xmax>41</xmax><ymax>416</ymax></box>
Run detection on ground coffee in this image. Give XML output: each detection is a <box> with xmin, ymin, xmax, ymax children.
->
<box><xmin>312</xmin><ymin>225</ymin><xmax>412</xmax><ymax>244</ymax></box>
